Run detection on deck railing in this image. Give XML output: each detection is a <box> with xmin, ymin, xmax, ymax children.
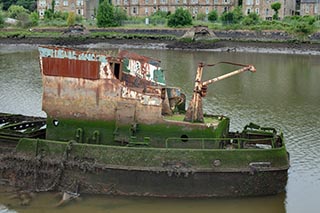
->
<box><xmin>164</xmin><ymin>137</ymin><xmax>276</xmax><ymax>149</ymax></box>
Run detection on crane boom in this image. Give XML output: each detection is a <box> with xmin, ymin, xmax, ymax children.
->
<box><xmin>184</xmin><ymin>62</ymin><xmax>256</xmax><ymax>123</ymax></box>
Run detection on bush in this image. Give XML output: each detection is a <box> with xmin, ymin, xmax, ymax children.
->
<box><xmin>196</xmin><ymin>13</ymin><xmax>206</xmax><ymax>21</ymax></box>
<box><xmin>114</xmin><ymin>7</ymin><xmax>127</xmax><ymax>26</ymax></box>
<box><xmin>67</xmin><ymin>12</ymin><xmax>75</xmax><ymax>26</ymax></box>
<box><xmin>17</xmin><ymin>12</ymin><xmax>32</xmax><ymax>28</ymax></box>
<box><xmin>149</xmin><ymin>11</ymin><xmax>168</xmax><ymax>25</ymax></box>
<box><xmin>0</xmin><ymin>10</ymin><xmax>4</xmax><ymax>28</ymax></box>
<box><xmin>242</xmin><ymin>13</ymin><xmax>260</xmax><ymax>25</ymax></box>
<box><xmin>97</xmin><ymin>0</ymin><xmax>122</xmax><ymax>27</ymax></box>
<box><xmin>221</xmin><ymin>7</ymin><xmax>243</xmax><ymax>25</ymax></box>
<box><xmin>208</xmin><ymin>10</ymin><xmax>218</xmax><ymax>22</ymax></box>
<box><xmin>167</xmin><ymin>8</ymin><xmax>192</xmax><ymax>27</ymax></box>
<box><xmin>30</xmin><ymin>11</ymin><xmax>39</xmax><ymax>26</ymax></box>
<box><xmin>8</xmin><ymin>5</ymin><xmax>29</xmax><ymax>19</ymax></box>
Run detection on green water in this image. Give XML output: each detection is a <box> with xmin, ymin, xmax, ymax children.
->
<box><xmin>0</xmin><ymin>44</ymin><xmax>320</xmax><ymax>213</ymax></box>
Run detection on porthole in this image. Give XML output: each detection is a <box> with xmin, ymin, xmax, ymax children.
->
<box><xmin>181</xmin><ymin>134</ymin><xmax>188</xmax><ymax>142</ymax></box>
<box><xmin>53</xmin><ymin>119</ymin><xmax>59</xmax><ymax>127</ymax></box>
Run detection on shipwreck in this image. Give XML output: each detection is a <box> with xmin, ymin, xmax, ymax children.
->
<box><xmin>0</xmin><ymin>46</ymin><xmax>289</xmax><ymax>197</ymax></box>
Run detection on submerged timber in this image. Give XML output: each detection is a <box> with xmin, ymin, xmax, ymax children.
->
<box><xmin>0</xmin><ymin>46</ymin><xmax>289</xmax><ymax>197</ymax></box>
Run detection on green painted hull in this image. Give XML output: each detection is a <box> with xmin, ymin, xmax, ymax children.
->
<box><xmin>0</xmin><ymin>134</ymin><xmax>289</xmax><ymax>197</ymax></box>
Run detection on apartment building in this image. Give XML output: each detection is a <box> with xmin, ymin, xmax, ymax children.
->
<box><xmin>37</xmin><ymin>0</ymin><xmax>298</xmax><ymax>20</ymax></box>
<box><xmin>37</xmin><ymin>0</ymin><xmax>99</xmax><ymax>19</ymax></box>
<box><xmin>112</xmin><ymin>0</ymin><xmax>239</xmax><ymax>17</ymax></box>
<box><xmin>300</xmin><ymin>0</ymin><xmax>319</xmax><ymax>15</ymax></box>
<box><xmin>244</xmin><ymin>0</ymin><xmax>296</xmax><ymax>20</ymax></box>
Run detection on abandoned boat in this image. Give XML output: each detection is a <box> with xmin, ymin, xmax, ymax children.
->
<box><xmin>0</xmin><ymin>46</ymin><xmax>289</xmax><ymax>197</ymax></box>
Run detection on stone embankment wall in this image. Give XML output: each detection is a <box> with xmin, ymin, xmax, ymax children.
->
<box><xmin>89</xmin><ymin>28</ymin><xmax>320</xmax><ymax>42</ymax></box>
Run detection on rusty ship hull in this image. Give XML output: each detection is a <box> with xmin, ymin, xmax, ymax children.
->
<box><xmin>0</xmin><ymin>46</ymin><xmax>289</xmax><ymax>197</ymax></box>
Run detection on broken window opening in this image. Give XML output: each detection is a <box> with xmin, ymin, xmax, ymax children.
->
<box><xmin>114</xmin><ymin>63</ymin><xmax>121</xmax><ymax>79</ymax></box>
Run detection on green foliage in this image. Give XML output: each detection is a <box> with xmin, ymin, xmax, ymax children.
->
<box><xmin>8</xmin><ymin>5</ymin><xmax>29</xmax><ymax>19</ymax></box>
<box><xmin>271</xmin><ymin>2</ymin><xmax>281</xmax><ymax>20</ymax></box>
<box><xmin>97</xmin><ymin>0</ymin><xmax>121</xmax><ymax>27</ymax></box>
<box><xmin>149</xmin><ymin>10</ymin><xmax>168</xmax><ymax>25</ymax></box>
<box><xmin>0</xmin><ymin>10</ymin><xmax>4</xmax><ymax>28</ymax></box>
<box><xmin>29</xmin><ymin>11</ymin><xmax>39</xmax><ymax>26</ymax></box>
<box><xmin>114</xmin><ymin>7</ymin><xmax>127</xmax><ymax>26</ymax></box>
<box><xmin>208</xmin><ymin>10</ymin><xmax>218</xmax><ymax>22</ymax></box>
<box><xmin>196</xmin><ymin>12</ymin><xmax>206</xmax><ymax>21</ymax></box>
<box><xmin>167</xmin><ymin>8</ymin><xmax>192</xmax><ymax>27</ymax></box>
<box><xmin>152</xmin><ymin>10</ymin><xmax>169</xmax><ymax>18</ymax></box>
<box><xmin>51</xmin><ymin>0</ymin><xmax>55</xmax><ymax>14</ymax></box>
<box><xmin>17</xmin><ymin>12</ymin><xmax>32</xmax><ymax>28</ymax></box>
<box><xmin>221</xmin><ymin>7</ymin><xmax>243</xmax><ymax>25</ymax></box>
<box><xmin>242</xmin><ymin>13</ymin><xmax>260</xmax><ymax>26</ymax></box>
<box><xmin>288</xmin><ymin>16</ymin><xmax>316</xmax><ymax>35</ymax></box>
<box><xmin>67</xmin><ymin>12</ymin><xmax>75</xmax><ymax>26</ymax></box>
<box><xmin>1</xmin><ymin>0</ymin><xmax>36</xmax><ymax>11</ymax></box>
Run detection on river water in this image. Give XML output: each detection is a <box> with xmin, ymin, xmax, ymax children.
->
<box><xmin>0</xmin><ymin>44</ymin><xmax>319</xmax><ymax>213</ymax></box>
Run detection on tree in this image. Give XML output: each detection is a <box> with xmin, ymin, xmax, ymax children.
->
<box><xmin>8</xmin><ymin>5</ymin><xmax>29</xmax><ymax>19</ymax></box>
<box><xmin>208</xmin><ymin>10</ymin><xmax>218</xmax><ymax>22</ymax></box>
<box><xmin>220</xmin><ymin>7</ymin><xmax>243</xmax><ymax>25</ymax></box>
<box><xmin>167</xmin><ymin>8</ymin><xmax>192</xmax><ymax>27</ymax></box>
<box><xmin>0</xmin><ymin>10</ymin><xmax>4</xmax><ymax>28</ymax></box>
<box><xmin>113</xmin><ymin>6</ymin><xmax>127</xmax><ymax>26</ymax></box>
<box><xmin>220</xmin><ymin>11</ymin><xmax>234</xmax><ymax>24</ymax></box>
<box><xmin>271</xmin><ymin>2</ymin><xmax>281</xmax><ymax>20</ymax></box>
<box><xmin>1</xmin><ymin>0</ymin><xmax>37</xmax><ymax>11</ymax></box>
<box><xmin>51</xmin><ymin>0</ymin><xmax>55</xmax><ymax>14</ymax></box>
<box><xmin>97</xmin><ymin>0</ymin><xmax>117</xmax><ymax>27</ymax></box>
<box><xmin>67</xmin><ymin>12</ymin><xmax>75</xmax><ymax>26</ymax></box>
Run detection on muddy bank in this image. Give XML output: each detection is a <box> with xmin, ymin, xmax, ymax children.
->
<box><xmin>1</xmin><ymin>34</ymin><xmax>320</xmax><ymax>55</ymax></box>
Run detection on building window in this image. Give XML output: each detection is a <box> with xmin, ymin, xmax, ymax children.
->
<box><xmin>133</xmin><ymin>7</ymin><xmax>137</xmax><ymax>14</ymax></box>
<box><xmin>315</xmin><ymin>4</ymin><xmax>318</xmax><ymax>14</ymax></box>
<box><xmin>305</xmin><ymin>5</ymin><xmax>309</xmax><ymax>14</ymax></box>
<box><xmin>39</xmin><ymin>0</ymin><xmax>46</xmax><ymax>7</ymax></box>
<box><xmin>154</xmin><ymin>0</ymin><xmax>157</xmax><ymax>4</ymax></box>
<box><xmin>161</xmin><ymin>0</ymin><xmax>167</xmax><ymax>4</ymax></box>
<box><xmin>246</xmin><ymin>8</ymin><xmax>251</xmax><ymax>14</ymax></box>
<box><xmin>124</xmin><ymin>0</ymin><xmax>128</xmax><ymax>5</ymax></box>
<box><xmin>145</xmin><ymin>0</ymin><xmax>149</xmax><ymax>3</ymax></box>
<box><xmin>183</xmin><ymin>0</ymin><xmax>187</xmax><ymax>4</ymax></box>
<box><xmin>255</xmin><ymin>8</ymin><xmax>259</xmax><ymax>14</ymax></box>
<box><xmin>132</xmin><ymin>0</ymin><xmax>138</xmax><ymax>4</ymax></box>
<box><xmin>55</xmin><ymin>0</ymin><xmax>60</xmax><ymax>6</ymax></box>
<box><xmin>214</xmin><ymin>0</ymin><xmax>218</xmax><ymax>4</ymax></box>
<box><xmin>77</xmin><ymin>0</ymin><xmax>84</xmax><ymax>6</ymax></box>
<box><xmin>145</xmin><ymin>8</ymin><xmax>149</xmax><ymax>15</ymax></box>
<box><xmin>246</xmin><ymin>0</ymin><xmax>253</xmax><ymax>5</ymax></box>
<box><xmin>265</xmin><ymin>8</ymin><xmax>269</xmax><ymax>16</ymax></box>
<box><xmin>224</xmin><ymin>0</ymin><xmax>229</xmax><ymax>3</ymax></box>
<box><xmin>161</xmin><ymin>7</ymin><xmax>168</xmax><ymax>12</ymax></box>
<box><xmin>206</xmin><ymin>7</ymin><xmax>209</xmax><ymax>14</ymax></box>
<box><xmin>192</xmin><ymin>7</ymin><xmax>198</xmax><ymax>14</ymax></box>
<box><xmin>256</xmin><ymin>0</ymin><xmax>259</xmax><ymax>5</ymax></box>
<box><xmin>63</xmin><ymin>0</ymin><xmax>68</xmax><ymax>6</ymax></box>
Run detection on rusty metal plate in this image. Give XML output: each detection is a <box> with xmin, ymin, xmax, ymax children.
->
<box><xmin>42</xmin><ymin>57</ymin><xmax>100</xmax><ymax>80</ymax></box>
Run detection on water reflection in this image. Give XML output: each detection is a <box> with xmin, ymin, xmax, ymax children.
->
<box><xmin>0</xmin><ymin>187</ymin><xmax>285</xmax><ymax>213</ymax></box>
<box><xmin>1</xmin><ymin>44</ymin><xmax>320</xmax><ymax>213</ymax></box>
